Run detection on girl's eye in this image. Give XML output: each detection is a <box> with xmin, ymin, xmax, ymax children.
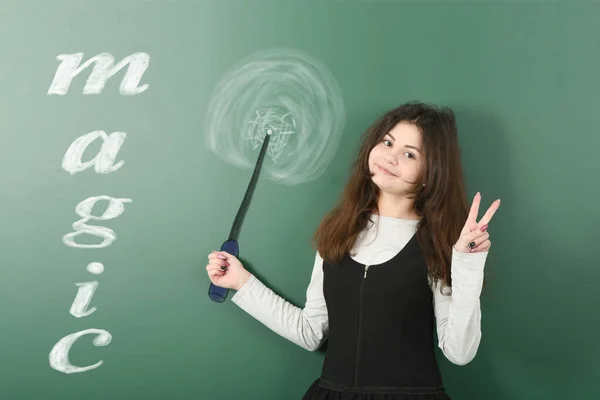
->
<box><xmin>383</xmin><ymin>139</ymin><xmax>392</xmax><ymax>147</ymax></box>
<box><xmin>404</xmin><ymin>152</ymin><xmax>416</xmax><ymax>160</ymax></box>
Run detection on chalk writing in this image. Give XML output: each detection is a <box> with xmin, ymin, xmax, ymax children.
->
<box><xmin>48</xmin><ymin>51</ymin><xmax>145</xmax><ymax>374</ymax></box>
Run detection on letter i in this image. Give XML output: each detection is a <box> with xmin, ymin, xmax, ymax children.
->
<box><xmin>69</xmin><ymin>262</ymin><xmax>104</xmax><ymax>318</ymax></box>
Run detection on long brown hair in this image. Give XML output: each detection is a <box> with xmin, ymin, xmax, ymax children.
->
<box><xmin>312</xmin><ymin>101</ymin><xmax>469</xmax><ymax>291</ymax></box>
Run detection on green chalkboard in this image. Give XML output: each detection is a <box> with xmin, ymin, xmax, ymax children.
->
<box><xmin>1</xmin><ymin>1</ymin><xmax>598</xmax><ymax>399</ymax></box>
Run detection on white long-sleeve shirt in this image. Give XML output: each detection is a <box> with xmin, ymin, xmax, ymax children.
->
<box><xmin>231</xmin><ymin>214</ymin><xmax>487</xmax><ymax>366</ymax></box>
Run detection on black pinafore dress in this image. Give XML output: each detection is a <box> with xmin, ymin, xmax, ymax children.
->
<box><xmin>302</xmin><ymin>234</ymin><xmax>452</xmax><ymax>400</ymax></box>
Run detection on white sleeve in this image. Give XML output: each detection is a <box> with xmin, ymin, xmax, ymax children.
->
<box><xmin>230</xmin><ymin>251</ymin><xmax>329</xmax><ymax>352</ymax></box>
<box><xmin>432</xmin><ymin>247</ymin><xmax>487</xmax><ymax>365</ymax></box>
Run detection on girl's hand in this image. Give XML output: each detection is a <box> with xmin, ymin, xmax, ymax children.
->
<box><xmin>206</xmin><ymin>251</ymin><xmax>251</xmax><ymax>291</ymax></box>
<box><xmin>455</xmin><ymin>192</ymin><xmax>501</xmax><ymax>254</ymax></box>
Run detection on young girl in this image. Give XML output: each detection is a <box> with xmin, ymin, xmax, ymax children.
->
<box><xmin>206</xmin><ymin>101</ymin><xmax>500</xmax><ymax>400</ymax></box>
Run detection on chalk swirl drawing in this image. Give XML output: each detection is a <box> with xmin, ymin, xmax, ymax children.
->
<box><xmin>205</xmin><ymin>47</ymin><xmax>346</xmax><ymax>186</ymax></box>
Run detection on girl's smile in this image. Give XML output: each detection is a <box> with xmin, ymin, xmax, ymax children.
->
<box><xmin>375</xmin><ymin>163</ymin><xmax>397</xmax><ymax>177</ymax></box>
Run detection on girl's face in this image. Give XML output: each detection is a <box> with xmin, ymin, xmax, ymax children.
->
<box><xmin>368</xmin><ymin>121</ymin><xmax>424</xmax><ymax>196</ymax></box>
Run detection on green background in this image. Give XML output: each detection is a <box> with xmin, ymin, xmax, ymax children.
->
<box><xmin>0</xmin><ymin>1</ymin><xmax>598</xmax><ymax>399</ymax></box>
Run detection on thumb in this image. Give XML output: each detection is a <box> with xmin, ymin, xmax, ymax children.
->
<box><xmin>455</xmin><ymin>223</ymin><xmax>483</xmax><ymax>251</ymax></box>
<box><xmin>219</xmin><ymin>251</ymin><xmax>236</xmax><ymax>260</ymax></box>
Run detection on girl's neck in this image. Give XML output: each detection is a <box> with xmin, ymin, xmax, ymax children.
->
<box><xmin>376</xmin><ymin>192</ymin><xmax>421</xmax><ymax>220</ymax></box>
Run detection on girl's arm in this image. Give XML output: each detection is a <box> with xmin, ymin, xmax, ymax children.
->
<box><xmin>231</xmin><ymin>252</ymin><xmax>329</xmax><ymax>352</ymax></box>
<box><xmin>432</xmin><ymin>248</ymin><xmax>487</xmax><ymax>365</ymax></box>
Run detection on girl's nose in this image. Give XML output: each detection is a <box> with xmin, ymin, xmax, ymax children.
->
<box><xmin>384</xmin><ymin>155</ymin><xmax>398</xmax><ymax>165</ymax></box>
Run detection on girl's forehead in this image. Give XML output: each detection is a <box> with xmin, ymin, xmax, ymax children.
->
<box><xmin>387</xmin><ymin>122</ymin><xmax>422</xmax><ymax>144</ymax></box>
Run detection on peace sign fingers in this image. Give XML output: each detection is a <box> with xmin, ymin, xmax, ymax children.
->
<box><xmin>456</xmin><ymin>192</ymin><xmax>501</xmax><ymax>253</ymax></box>
<box><xmin>464</xmin><ymin>192</ymin><xmax>501</xmax><ymax>231</ymax></box>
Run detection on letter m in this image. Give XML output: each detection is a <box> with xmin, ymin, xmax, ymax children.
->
<box><xmin>47</xmin><ymin>52</ymin><xmax>150</xmax><ymax>95</ymax></box>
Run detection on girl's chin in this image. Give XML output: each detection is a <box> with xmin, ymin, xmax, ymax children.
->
<box><xmin>371</xmin><ymin>177</ymin><xmax>409</xmax><ymax>195</ymax></box>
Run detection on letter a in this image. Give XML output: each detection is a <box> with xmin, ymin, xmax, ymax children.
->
<box><xmin>62</xmin><ymin>130</ymin><xmax>126</xmax><ymax>175</ymax></box>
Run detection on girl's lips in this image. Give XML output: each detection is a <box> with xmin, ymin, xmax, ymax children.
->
<box><xmin>376</xmin><ymin>163</ymin><xmax>397</xmax><ymax>176</ymax></box>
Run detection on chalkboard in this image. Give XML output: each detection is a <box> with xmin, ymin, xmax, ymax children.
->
<box><xmin>1</xmin><ymin>1</ymin><xmax>598</xmax><ymax>399</ymax></box>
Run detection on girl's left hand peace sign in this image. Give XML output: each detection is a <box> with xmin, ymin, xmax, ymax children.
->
<box><xmin>455</xmin><ymin>192</ymin><xmax>501</xmax><ymax>254</ymax></box>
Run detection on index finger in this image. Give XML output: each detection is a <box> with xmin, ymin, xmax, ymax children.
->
<box><xmin>478</xmin><ymin>199</ymin><xmax>501</xmax><ymax>226</ymax></box>
<box><xmin>466</xmin><ymin>192</ymin><xmax>481</xmax><ymax>225</ymax></box>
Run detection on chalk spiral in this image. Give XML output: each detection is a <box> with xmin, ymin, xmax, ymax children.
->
<box><xmin>205</xmin><ymin>47</ymin><xmax>346</xmax><ymax>186</ymax></box>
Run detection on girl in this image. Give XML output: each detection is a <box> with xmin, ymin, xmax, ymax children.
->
<box><xmin>206</xmin><ymin>101</ymin><xmax>500</xmax><ymax>400</ymax></box>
